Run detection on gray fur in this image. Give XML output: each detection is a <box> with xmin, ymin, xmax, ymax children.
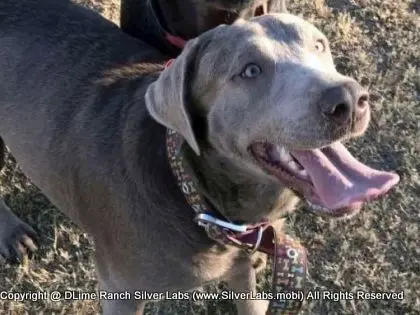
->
<box><xmin>0</xmin><ymin>0</ymin><xmax>291</xmax><ymax>265</ymax></box>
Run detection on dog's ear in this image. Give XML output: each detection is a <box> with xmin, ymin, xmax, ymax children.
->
<box><xmin>145</xmin><ymin>39</ymin><xmax>200</xmax><ymax>155</ymax></box>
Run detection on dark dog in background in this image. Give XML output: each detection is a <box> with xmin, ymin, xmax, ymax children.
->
<box><xmin>120</xmin><ymin>0</ymin><xmax>288</xmax><ymax>56</ymax></box>
<box><xmin>0</xmin><ymin>0</ymin><xmax>287</xmax><ymax>264</ymax></box>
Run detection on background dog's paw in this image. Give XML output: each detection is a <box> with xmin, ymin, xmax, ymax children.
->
<box><xmin>0</xmin><ymin>222</ymin><xmax>38</xmax><ymax>264</ymax></box>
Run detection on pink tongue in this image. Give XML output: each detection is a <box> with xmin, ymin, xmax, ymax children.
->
<box><xmin>291</xmin><ymin>142</ymin><xmax>400</xmax><ymax>209</ymax></box>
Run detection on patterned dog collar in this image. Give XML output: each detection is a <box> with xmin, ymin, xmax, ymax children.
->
<box><xmin>165</xmin><ymin>128</ymin><xmax>307</xmax><ymax>314</ymax></box>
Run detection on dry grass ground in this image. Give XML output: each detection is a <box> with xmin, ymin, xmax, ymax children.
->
<box><xmin>0</xmin><ymin>0</ymin><xmax>419</xmax><ymax>314</ymax></box>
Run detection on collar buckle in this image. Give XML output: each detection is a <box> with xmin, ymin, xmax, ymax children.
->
<box><xmin>195</xmin><ymin>213</ymin><xmax>249</xmax><ymax>233</ymax></box>
<box><xmin>244</xmin><ymin>226</ymin><xmax>264</xmax><ymax>255</ymax></box>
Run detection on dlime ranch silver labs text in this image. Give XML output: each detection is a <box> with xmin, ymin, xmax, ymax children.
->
<box><xmin>1</xmin><ymin>290</ymin><xmax>304</xmax><ymax>301</ymax></box>
<box><xmin>1</xmin><ymin>290</ymin><xmax>404</xmax><ymax>302</ymax></box>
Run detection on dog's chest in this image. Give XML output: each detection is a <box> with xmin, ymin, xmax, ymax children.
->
<box><xmin>190</xmin><ymin>246</ymin><xmax>243</xmax><ymax>283</ymax></box>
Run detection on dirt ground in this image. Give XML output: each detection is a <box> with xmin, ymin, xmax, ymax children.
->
<box><xmin>0</xmin><ymin>0</ymin><xmax>419</xmax><ymax>314</ymax></box>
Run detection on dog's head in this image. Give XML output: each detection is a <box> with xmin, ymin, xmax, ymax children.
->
<box><xmin>146</xmin><ymin>13</ymin><xmax>399</xmax><ymax>219</ymax></box>
<box><xmin>158</xmin><ymin>0</ymin><xmax>286</xmax><ymax>40</ymax></box>
<box><xmin>199</xmin><ymin>0</ymin><xmax>287</xmax><ymax>17</ymax></box>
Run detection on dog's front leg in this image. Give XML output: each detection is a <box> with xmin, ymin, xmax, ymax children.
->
<box><xmin>225</xmin><ymin>257</ymin><xmax>269</xmax><ymax>315</ymax></box>
<box><xmin>97</xmin><ymin>278</ymin><xmax>146</xmax><ymax>315</ymax></box>
<box><xmin>0</xmin><ymin>199</ymin><xmax>38</xmax><ymax>264</ymax></box>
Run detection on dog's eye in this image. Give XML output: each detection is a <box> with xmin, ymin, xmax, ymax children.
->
<box><xmin>241</xmin><ymin>64</ymin><xmax>261</xmax><ymax>78</ymax></box>
<box><xmin>315</xmin><ymin>39</ymin><xmax>326</xmax><ymax>53</ymax></box>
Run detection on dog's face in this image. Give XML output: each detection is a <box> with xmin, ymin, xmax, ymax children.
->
<box><xmin>146</xmin><ymin>13</ymin><xmax>399</xmax><ymax>219</ymax></box>
<box><xmin>193</xmin><ymin>14</ymin><xmax>370</xmax><ymax>148</ymax></box>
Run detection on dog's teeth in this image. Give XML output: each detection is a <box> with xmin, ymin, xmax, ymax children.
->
<box><xmin>287</xmin><ymin>160</ymin><xmax>301</xmax><ymax>171</ymax></box>
<box><xmin>298</xmin><ymin>169</ymin><xmax>309</xmax><ymax>178</ymax></box>
<box><xmin>277</xmin><ymin>146</ymin><xmax>292</xmax><ymax>163</ymax></box>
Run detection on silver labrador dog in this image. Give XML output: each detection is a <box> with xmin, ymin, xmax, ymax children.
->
<box><xmin>0</xmin><ymin>0</ymin><xmax>399</xmax><ymax>314</ymax></box>
<box><xmin>0</xmin><ymin>0</ymin><xmax>291</xmax><ymax>265</ymax></box>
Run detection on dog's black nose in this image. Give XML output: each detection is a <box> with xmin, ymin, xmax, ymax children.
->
<box><xmin>320</xmin><ymin>82</ymin><xmax>369</xmax><ymax>125</ymax></box>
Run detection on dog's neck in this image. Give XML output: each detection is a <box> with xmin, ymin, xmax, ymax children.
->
<box><xmin>121</xmin><ymin>84</ymin><xmax>297</xmax><ymax>226</ymax></box>
<box><xmin>118</xmin><ymin>66</ymin><xmax>298</xmax><ymax>226</ymax></box>
<box><xmin>179</xmin><ymin>142</ymin><xmax>299</xmax><ymax>224</ymax></box>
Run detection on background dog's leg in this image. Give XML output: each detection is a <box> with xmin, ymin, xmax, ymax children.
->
<box><xmin>0</xmin><ymin>199</ymin><xmax>38</xmax><ymax>263</ymax></box>
<box><xmin>226</xmin><ymin>260</ymin><xmax>269</xmax><ymax>315</ymax></box>
<box><xmin>120</xmin><ymin>0</ymin><xmax>143</xmax><ymax>40</ymax></box>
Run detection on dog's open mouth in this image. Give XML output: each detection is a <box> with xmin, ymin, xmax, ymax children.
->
<box><xmin>250</xmin><ymin>142</ymin><xmax>400</xmax><ymax>217</ymax></box>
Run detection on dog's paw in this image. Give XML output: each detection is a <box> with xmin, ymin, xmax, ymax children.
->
<box><xmin>0</xmin><ymin>218</ymin><xmax>39</xmax><ymax>264</ymax></box>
